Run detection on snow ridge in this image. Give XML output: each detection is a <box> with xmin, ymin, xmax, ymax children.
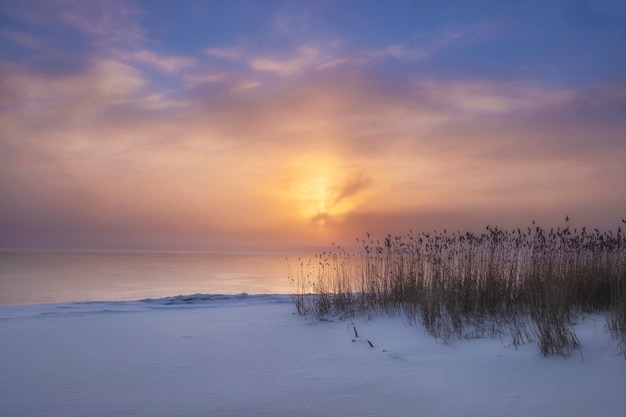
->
<box><xmin>0</xmin><ymin>293</ymin><xmax>292</xmax><ymax>319</ymax></box>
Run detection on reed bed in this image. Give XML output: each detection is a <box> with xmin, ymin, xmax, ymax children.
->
<box><xmin>289</xmin><ymin>220</ymin><xmax>626</xmax><ymax>357</ymax></box>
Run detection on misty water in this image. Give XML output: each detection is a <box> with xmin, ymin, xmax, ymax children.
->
<box><xmin>0</xmin><ymin>251</ymin><xmax>300</xmax><ymax>306</ymax></box>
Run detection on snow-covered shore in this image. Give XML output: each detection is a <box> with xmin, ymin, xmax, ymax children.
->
<box><xmin>1</xmin><ymin>295</ymin><xmax>624</xmax><ymax>417</ymax></box>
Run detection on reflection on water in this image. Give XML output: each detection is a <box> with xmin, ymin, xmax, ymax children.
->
<box><xmin>0</xmin><ymin>251</ymin><xmax>306</xmax><ymax>306</ymax></box>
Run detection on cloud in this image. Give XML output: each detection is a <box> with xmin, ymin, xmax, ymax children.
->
<box><xmin>205</xmin><ymin>47</ymin><xmax>243</xmax><ymax>60</ymax></box>
<box><xmin>412</xmin><ymin>78</ymin><xmax>574</xmax><ymax>114</ymax></box>
<box><xmin>333</xmin><ymin>173</ymin><xmax>372</xmax><ymax>205</ymax></box>
<box><xmin>0</xmin><ymin>59</ymin><xmax>147</xmax><ymax>120</ymax></box>
<box><xmin>185</xmin><ymin>71</ymin><xmax>589</xmax><ymax>166</ymax></box>
<box><xmin>0</xmin><ymin>29</ymin><xmax>43</xmax><ymax>49</ymax></box>
<box><xmin>2</xmin><ymin>70</ymin><xmax>624</xmax><ymax>249</ymax></box>
<box><xmin>229</xmin><ymin>80</ymin><xmax>263</xmax><ymax>93</ymax></box>
<box><xmin>362</xmin><ymin>23</ymin><xmax>489</xmax><ymax>63</ymax></box>
<box><xmin>249</xmin><ymin>45</ymin><xmax>322</xmax><ymax>75</ymax></box>
<box><xmin>364</xmin><ymin>44</ymin><xmax>429</xmax><ymax>61</ymax></box>
<box><xmin>1</xmin><ymin>52</ymin><xmax>240</xmax><ymax>123</ymax></box>
<box><xmin>125</xmin><ymin>50</ymin><xmax>197</xmax><ymax>74</ymax></box>
<box><xmin>55</xmin><ymin>0</ymin><xmax>145</xmax><ymax>46</ymax></box>
<box><xmin>241</xmin><ymin>43</ymin><xmax>367</xmax><ymax>76</ymax></box>
<box><xmin>183</xmin><ymin>71</ymin><xmax>229</xmax><ymax>87</ymax></box>
<box><xmin>1</xmin><ymin>2</ymin><xmax>624</xmax><ymax>250</ymax></box>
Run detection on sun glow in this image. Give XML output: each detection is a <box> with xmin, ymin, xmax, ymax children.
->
<box><xmin>282</xmin><ymin>154</ymin><xmax>371</xmax><ymax>228</ymax></box>
<box><xmin>297</xmin><ymin>174</ymin><xmax>330</xmax><ymax>223</ymax></box>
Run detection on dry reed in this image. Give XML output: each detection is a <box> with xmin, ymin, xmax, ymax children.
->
<box><xmin>289</xmin><ymin>220</ymin><xmax>626</xmax><ymax>357</ymax></box>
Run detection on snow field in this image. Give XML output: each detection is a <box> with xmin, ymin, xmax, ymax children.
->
<box><xmin>1</xmin><ymin>298</ymin><xmax>624</xmax><ymax>417</ymax></box>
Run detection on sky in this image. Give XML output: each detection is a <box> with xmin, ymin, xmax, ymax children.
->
<box><xmin>0</xmin><ymin>0</ymin><xmax>625</xmax><ymax>252</ymax></box>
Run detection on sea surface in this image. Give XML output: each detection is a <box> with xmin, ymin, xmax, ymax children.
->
<box><xmin>0</xmin><ymin>251</ymin><xmax>304</xmax><ymax>306</ymax></box>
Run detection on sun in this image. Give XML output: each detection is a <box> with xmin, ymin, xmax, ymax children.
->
<box><xmin>296</xmin><ymin>174</ymin><xmax>332</xmax><ymax>223</ymax></box>
<box><xmin>281</xmin><ymin>155</ymin><xmax>369</xmax><ymax>228</ymax></box>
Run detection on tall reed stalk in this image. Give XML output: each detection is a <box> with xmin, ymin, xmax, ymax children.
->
<box><xmin>289</xmin><ymin>221</ymin><xmax>626</xmax><ymax>357</ymax></box>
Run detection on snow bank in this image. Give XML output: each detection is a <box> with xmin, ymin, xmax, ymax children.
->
<box><xmin>0</xmin><ymin>293</ymin><xmax>291</xmax><ymax>319</ymax></box>
<box><xmin>1</xmin><ymin>296</ymin><xmax>624</xmax><ymax>417</ymax></box>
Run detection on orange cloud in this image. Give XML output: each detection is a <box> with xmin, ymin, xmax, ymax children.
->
<box><xmin>1</xmin><ymin>39</ymin><xmax>625</xmax><ymax>250</ymax></box>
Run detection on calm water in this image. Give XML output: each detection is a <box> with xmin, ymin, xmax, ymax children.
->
<box><xmin>0</xmin><ymin>251</ymin><xmax>303</xmax><ymax>306</ymax></box>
